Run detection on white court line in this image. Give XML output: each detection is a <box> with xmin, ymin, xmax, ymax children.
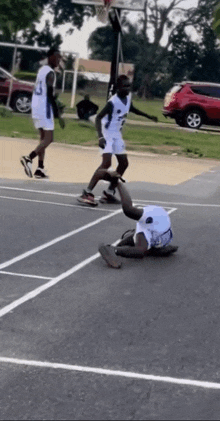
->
<box><xmin>0</xmin><ymin>207</ymin><xmax>177</xmax><ymax>319</ymax></box>
<box><xmin>0</xmin><ymin>356</ymin><xmax>220</xmax><ymax>390</ymax></box>
<box><xmin>0</xmin><ymin>250</ymin><xmax>101</xmax><ymax>318</ymax></box>
<box><xmin>134</xmin><ymin>199</ymin><xmax>220</xmax><ymax>208</ymax></box>
<box><xmin>0</xmin><ymin>240</ymin><xmax>121</xmax><ymax>318</ymax></box>
<box><xmin>2</xmin><ymin>185</ymin><xmax>220</xmax><ymax>208</ymax></box>
<box><xmin>0</xmin><ymin>208</ymin><xmax>122</xmax><ymax>271</ymax></box>
<box><xmin>0</xmin><ymin>271</ymin><xmax>52</xmax><ymax>280</ymax></box>
<box><xmin>0</xmin><ymin>186</ymin><xmax>79</xmax><ymax>198</ymax></box>
<box><xmin>0</xmin><ymin>195</ymin><xmax>113</xmax><ymax>213</ymax></box>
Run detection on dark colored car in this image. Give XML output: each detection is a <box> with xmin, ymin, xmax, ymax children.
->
<box><xmin>163</xmin><ymin>81</ymin><xmax>220</xmax><ymax>129</ymax></box>
<box><xmin>0</xmin><ymin>67</ymin><xmax>34</xmax><ymax>113</ymax></box>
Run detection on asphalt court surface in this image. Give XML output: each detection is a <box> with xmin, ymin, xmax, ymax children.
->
<box><xmin>1</xmin><ymin>170</ymin><xmax>220</xmax><ymax>420</ymax></box>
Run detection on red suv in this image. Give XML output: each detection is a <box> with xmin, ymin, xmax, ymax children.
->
<box><xmin>163</xmin><ymin>81</ymin><xmax>220</xmax><ymax>129</ymax></box>
<box><xmin>0</xmin><ymin>67</ymin><xmax>34</xmax><ymax>113</ymax></box>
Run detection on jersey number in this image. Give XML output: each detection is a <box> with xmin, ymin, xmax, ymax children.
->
<box><xmin>34</xmin><ymin>81</ymin><xmax>43</xmax><ymax>96</ymax></box>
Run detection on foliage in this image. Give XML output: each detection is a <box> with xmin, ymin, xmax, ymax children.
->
<box><xmin>88</xmin><ymin>0</ymin><xmax>220</xmax><ymax>97</ymax></box>
<box><xmin>35</xmin><ymin>0</ymin><xmax>95</xmax><ymax>30</ymax></box>
<box><xmin>0</xmin><ymin>0</ymin><xmax>41</xmax><ymax>40</ymax></box>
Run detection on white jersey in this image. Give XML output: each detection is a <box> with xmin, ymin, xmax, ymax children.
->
<box><xmin>102</xmin><ymin>93</ymin><xmax>131</xmax><ymax>134</ymax></box>
<box><xmin>135</xmin><ymin>206</ymin><xmax>173</xmax><ymax>249</ymax></box>
<box><xmin>32</xmin><ymin>65</ymin><xmax>55</xmax><ymax>120</ymax></box>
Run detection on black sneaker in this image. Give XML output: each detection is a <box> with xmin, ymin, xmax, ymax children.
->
<box><xmin>99</xmin><ymin>190</ymin><xmax>121</xmax><ymax>204</ymax></box>
<box><xmin>99</xmin><ymin>244</ymin><xmax>122</xmax><ymax>268</ymax></box>
<box><xmin>34</xmin><ymin>168</ymin><xmax>49</xmax><ymax>179</ymax></box>
<box><xmin>77</xmin><ymin>190</ymin><xmax>98</xmax><ymax>207</ymax></box>
<box><xmin>20</xmin><ymin>156</ymin><xmax>32</xmax><ymax>178</ymax></box>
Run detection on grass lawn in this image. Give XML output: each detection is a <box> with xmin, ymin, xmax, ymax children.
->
<box><xmin>60</xmin><ymin>92</ymin><xmax>169</xmax><ymax>124</ymax></box>
<box><xmin>0</xmin><ymin>112</ymin><xmax>220</xmax><ymax>160</ymax></box>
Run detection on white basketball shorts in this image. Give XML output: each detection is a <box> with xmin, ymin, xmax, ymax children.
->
<box><xmin>32</xmin><ymin>117</ymin><xmax>54</xmax><ymax>131</ymax></box>
<box><xmin>100</xmin><ymin>131</ymin><xmax>126</xmax><ymax>155</ymax></box>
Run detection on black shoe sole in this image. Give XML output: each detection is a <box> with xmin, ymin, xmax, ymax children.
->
<box><xmin>99</xmin><ymin>244</ymin><xmax>122</xmax><ymax>268</ymax></box>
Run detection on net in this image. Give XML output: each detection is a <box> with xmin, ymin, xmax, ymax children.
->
<box><xmin>95</xmin><ymin>0</ymin><xmax>115</xmax><ymax>23</ymax></box>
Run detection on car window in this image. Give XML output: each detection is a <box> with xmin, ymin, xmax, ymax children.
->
<box><xmin>191</xmin><ymin>85</ymin><xmax>220</xmax><ymax>98</ymax></box>
<box><xmin>206</xmin><ymin>87</ymin><xmax>220</xmax><ymax>98</ymax></box>
<box><xmin>191</xmin><ymin>86</ymin><xmax>210</xmax><ymax>96</ymax></box>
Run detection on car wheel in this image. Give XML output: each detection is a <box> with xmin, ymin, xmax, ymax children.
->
<box><xmin>12</xmin><ymin>93</ymin><xmax>32</xmax><ymax>114</ymax></box>
<box><xmin>184</xmin><ymin>109</ymin><xmax>203</xmax><ymax>129</ymax></box>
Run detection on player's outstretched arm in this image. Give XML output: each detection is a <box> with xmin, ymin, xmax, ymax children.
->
<box><xmin>130</xmin><ymin>102</ymin><xmax>158</xmax><ymax>122</ymax></box>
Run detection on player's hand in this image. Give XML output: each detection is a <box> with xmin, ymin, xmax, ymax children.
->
<box><xmin>151</xmin><ymin>116</ymin><xmax>158</xmax><ymax>123</ymax></box>
<box><xmin>99</xmin><ymin>136</ymin><xmax>106</xmax><ymax>149</ymax></box>
<box><xmin>58</xmin><ymin>116</ymin><xmax>65</xmax><ymax>129</ymax></box>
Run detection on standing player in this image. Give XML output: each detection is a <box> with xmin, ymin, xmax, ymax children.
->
<box><xmin>20</xmin><ymin>48</ymin><xmax>65</xmax><ymax>179</ymax></box>
<box><xmin>97</xmin><ymin>170</ymin><xmax>178</xmax><ymax>268</ymax></box>
<box><xmin>77</xmin><ymin>75</ymin><xmax>158</xmax><ymax>206</ymax></box>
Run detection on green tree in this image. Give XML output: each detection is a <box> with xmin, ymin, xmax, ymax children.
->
<box><xmin>0</xmin><ymin>0</ymin><xmax>41</xmax><ymax>40</ymax></box>
<box><xmin>36</xmin><ymin>0</ymin><xmax>95</xmax><ymax>30</ymax></box>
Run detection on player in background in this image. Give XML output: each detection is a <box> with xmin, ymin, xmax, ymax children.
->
<box><xmin>77</xmin><ymin>75</ymin><xmax>158</xmax><ymax>206</ymax></box>
<box><xmin>20</xmin><ymin>48</ymin><xmax>65</xmax><ymax>179</ymax></box>
<box><xmin>97</xmin><ymin>170</ymin><xmax>178</xmax><ymax>268</ymax></box>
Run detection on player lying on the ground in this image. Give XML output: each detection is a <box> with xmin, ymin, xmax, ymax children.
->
<box><xmin>77</xmin><ymin>75</ymin><xmax>158</xmax><ymax>207</ymax></box>
<box><xmin>97</xmin><ymin>170</ymin><xmax>178</xmax><ymax>268</ymax></box>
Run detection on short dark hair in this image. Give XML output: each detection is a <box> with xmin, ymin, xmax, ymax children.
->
<box><xmin>117</xmin><ymin>75</ymin><xmax>130</xmax><ymax>87</ymax></box>
<box><xmin>47</xmin><ymin>48</ymin><xmax>60</xmax><ymax>58</ymax></box>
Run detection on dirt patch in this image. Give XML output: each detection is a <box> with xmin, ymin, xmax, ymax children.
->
<box><xmin>1</xmin><ymin>136</ymin><xmax>220</xmax><ymax>186</ymax></box>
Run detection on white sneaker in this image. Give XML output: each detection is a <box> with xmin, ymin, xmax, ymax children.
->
<box><xmin>20</xmin><ymin>156</ymin><xmax>32</xmax><ymax>178</ymax></box>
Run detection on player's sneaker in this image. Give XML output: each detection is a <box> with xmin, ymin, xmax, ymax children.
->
<box><xmin>149</xmin><ymin>245</ymin><xmax>178</xmax><ymax>257</ymax></box>
<box><xmin>20</xmin><ymin>156</ymin><xmax>32</xmax><ymax>178</ymax></box>
<box><xmin>77</xmin><ymin>190</ymin><xmax>98</xmax><ymax>207</ymax></box>
<box><xmin>100</xmin><ymin>189</ymin><xmax>120</xmax><ymax>204</ymax></box>
<box><xmin>99</xmin><ymin>244</ymin><xmax>122</xmax><ymax>268</ymax></box>
<box><xmin>34</xmin><ymin>168</ymin><xmax>49</xmax><ymax>179</ymax></box>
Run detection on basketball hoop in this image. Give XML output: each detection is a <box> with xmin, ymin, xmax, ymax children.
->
<box><xmin>95</xmin><ymin>0</ymin><xmax>115</xmax><ymax>23</ymax></box>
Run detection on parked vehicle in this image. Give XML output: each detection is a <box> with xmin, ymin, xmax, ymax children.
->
<box><xmin>163</xmin><ymin>81</ymin><xmax>220</xmax><ymax>129</ymax></box>
<box><xmin>0</xmin><ymin>67</ymin><xmax>34</xmax><ymax>113</ymax></box>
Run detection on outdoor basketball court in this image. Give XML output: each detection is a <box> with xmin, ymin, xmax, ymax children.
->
<box><xmin>1</xmin><ymin>0</ymin><xmax>220</xmax><ymax>418</ymax></box>
<box><xmin>1</xmin><ymin>163</ymin><xmax>220</xmax><ymax>419</ymax></box>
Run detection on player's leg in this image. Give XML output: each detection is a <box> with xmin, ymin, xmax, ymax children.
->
<box><xmin>21</xmin><ymin>118</ymin><xmax>53</xmax><ymax>178</ymax></box>
<box><xmin>34</xmin><ymin>129</ymin><xmax>49</xmax><ymax>179</ymax></box>
<box><xmin>110</xmin><ymin>153</ymin><xmax>128</xmax><ymax>191</ymax></box>
<box><xmin>115</xmin><ymin>232</ymin><xmax>148</xmax><ymax>258</ymax></box>
<box><xmin>117</xmin><ymin>229</ymin><xmax>135</xmax><ymax>247</ymax></box>
<box><xmin>99</xmin><ymin>233</ymin><xmax>148</xmax><ymax>268</ymax></box>
<box><xmin>102</xmin><ymin>154</ymin><xmax>129</xmax><ymax>202</ymax></box>
<box><xmin>77</xmin><ymin>153</ymin><xmax>112</xmax><ymax>206</ymax></box>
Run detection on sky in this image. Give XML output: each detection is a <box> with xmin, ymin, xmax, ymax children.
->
<box><xmin>36</xmin><ymin>0</ymin><xmax>198</xmax><ymax>59</ymax></box>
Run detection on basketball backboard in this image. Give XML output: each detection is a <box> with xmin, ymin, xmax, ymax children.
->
<box><xmin>71</xmin><ymin>0</ymin><xmax>146</xmax><ymax>11</ymax></box>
